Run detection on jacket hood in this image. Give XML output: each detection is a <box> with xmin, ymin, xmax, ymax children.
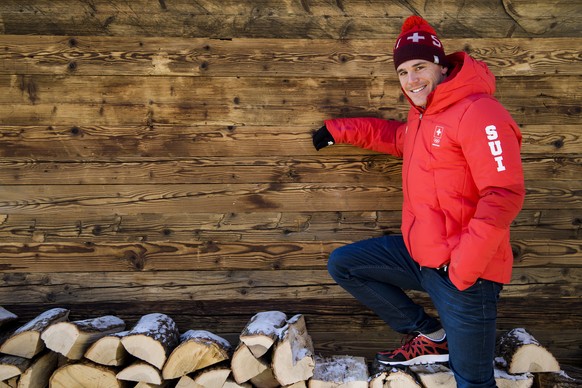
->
<box><xmin>409</xmin><ymin>52</ymin><xmax>497</xmax><ymax>114</ymax></box>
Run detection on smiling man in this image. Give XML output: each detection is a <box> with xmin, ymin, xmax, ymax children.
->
<box><xmin>312</xmin><ymin>16</ymin><xmax>525</xmax><ymax>388</ymax></box>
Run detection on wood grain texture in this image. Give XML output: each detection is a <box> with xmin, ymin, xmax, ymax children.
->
<box><xmin>0</xmin><ymin>36</ymin><xmax>580</xmax><ymax>77</ymax></box>
<box><xmin>1</xmin><ymin>0</ymin><xmax>580</xmax><ymax>38</ymax></box>
<box><xmin>0</xmin><ymin>75</ymin><xmax>579</xmax><ymax>126</ymax></box>
<box><xmin>0</xmin><ymin>124</ymin><xmax>579</xmax><ymax>161</ymax></box>
<box><xmin>0</xmin><ymin>240</ymin><xmax>579</xmax><ymax>274</ymax></box>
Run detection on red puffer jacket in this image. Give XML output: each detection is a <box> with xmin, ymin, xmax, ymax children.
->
<box><xmin>325</xmin><ymin>52</ymin><xmax>525</xmax><ymax>290</ymax></box>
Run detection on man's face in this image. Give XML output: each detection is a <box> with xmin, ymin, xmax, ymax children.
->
<box><xmin>396</xmin><ymin>59</ymin><xmax>448</xmax><ymax>108</ymax></box>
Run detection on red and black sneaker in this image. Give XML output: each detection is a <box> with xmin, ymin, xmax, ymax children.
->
<box><xmin>375</xmin><ymin>333</ymin><xmax>449</xmax><ymax>366</ymax></box>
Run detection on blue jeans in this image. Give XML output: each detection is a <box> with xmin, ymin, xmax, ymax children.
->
<box><xmin>327</xmin><ymin>235</ymin><xmax>502</xmax><ymax>388</ymax></box>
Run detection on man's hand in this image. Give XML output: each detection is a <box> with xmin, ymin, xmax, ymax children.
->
<box><xmin>312</xmin><ymin>125</ymin><xmax>335</xmax><ymax>150</ymax></box>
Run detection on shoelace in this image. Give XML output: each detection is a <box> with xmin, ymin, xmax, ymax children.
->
<box><xmin>398</xmin><ymin>333</ymin><xmax>421</xmax><ymax>352</ymax></box>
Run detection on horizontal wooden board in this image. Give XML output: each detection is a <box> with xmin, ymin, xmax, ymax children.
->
<box><xmin>0</xmin><ymin>124</ymin><xmax>579</xmax><ymax>160</ymax></box>
<box><xmin>0</xmin><ymin>180</ymin><xmax>579</xmax><ymax>216</ymax></box>
<box><xmin>1</xmin><ymin>208</ymin><xmax>579</xmax><ymax>244</ymax></box>
<box><xmin>1</xmin><ymin>36</ymin><xmax>580</xmax><ymax>77</ymax></box>
<box><xmin>0</xmin><ymin>75</ymin><xmax>580</xmax><ymax>126</ymax></box>
<box><xmin>0</xmin><ymin>239</ymin><xmax>579</xmax><ymax>274</ymax></box>
<box><xmin>0</xmin><ymin>268</ymin><xmax>579</xmax><ymax>307</ymax></box>
<box><xmin>0</xmin><ymin>157</ymin><xmax>578</xmax><ymax>185</ymax></box>
<box><xmin>1</xmin><ymin>0</ymin><xmax>580</xmax><ymax>38</ymax></box>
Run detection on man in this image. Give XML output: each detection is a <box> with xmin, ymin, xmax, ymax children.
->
<box><xmin>312</xmin><ymin>15</ymin><xmax>525</xmax><ymax>388</ymax></box>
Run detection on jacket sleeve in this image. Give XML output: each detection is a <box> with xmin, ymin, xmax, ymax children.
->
<box><xmin>448</xmin><ymin>98</ymin><xmax>526</xmax><ymax>290</ymax></box>
<box><xmin>324</xmin><ymin>117</ymin><xmax>407</xmax><ymax>157</ymax></box>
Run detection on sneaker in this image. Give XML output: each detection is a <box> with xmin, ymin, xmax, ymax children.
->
<box><xmin>375</xmin><ymin>333</ymin><xmax>449</xmax><ymax>366</ymax></box>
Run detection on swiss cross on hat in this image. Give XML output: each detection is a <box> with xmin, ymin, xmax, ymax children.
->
<box><xmin>393</xmin><ymin>15</ymin><xmax>447</xmax><ymax>69</ymax></box>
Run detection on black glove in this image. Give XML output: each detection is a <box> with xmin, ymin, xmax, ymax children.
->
<box><xmin>312</xmin><ymin>125</ymin><xmax>335</xmax><ymax>150</ymax></box>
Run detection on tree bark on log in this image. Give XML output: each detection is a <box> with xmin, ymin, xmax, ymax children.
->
<box><xmin>49</xmin><ymin>362</ymin><xmax>123</xmax><ymax>388</ymax></box>
<box><xmin>84</xmin><ymin>330</ymin><xmax>130</xmax><ymax>366</ymax></box>
<box><xmin>16</xmin><ymin>350</ymin><xmax>59</xmax><ymax>388</ymax></box>
<box><xmin>162</xmin><ymin>329</ymin><xmax>230</xmax><ymax>379</ymax></box>
<box><xmin>309</xmin><ymin>355</ymin><xmax>368</xmax><ymax>388</ymax></box>
<box><xmin>272</xmin><ymin>314</ymin><xmax>315</xmax><ymax>386</ymax></box>
<box><xmin>40</xmin><ymin>315</ymin><xmax>125</xmax><ymax>360</ymax></box>
<box><xmin>495</xmin><ymin>328</ymin><xmax>560</xmax><ymax>374</ymax></box>
<box><xmin>369</xmin><ymin>368</ymin><xmax>423</xmax><ymax>388</ymax></box>
<box><xmin>534</xmin><ymin>371</ymin><xmax>580</xmax><ymax>388</ymax></box>
<box><xmin>121</xmin><ymin>313</ymin><xmax>179</xmax><ymax>370</ymax></box>
<box><xmin>0</xmin><ymin>355</ymin><xmax>32</xmax><ymax>381</ymax></box>
<box><xmin>240</xmin><ymin>311</ymin><xmax>287</xmax><ymax>358</ymax></box>
<box><xmin>116</xmin><ymin>360</ymin><xmax>163</xmax><ymax>385</ymax></box>
<box><xmin>409</xmin><ymin>364</ymin><xmax>456</xmax><ymax>388</ymax></box>
<box><xmin>0</xmin><ymin>307</ymin><xmax>17</xmax><ymax>329</ymax></box>
<box><xmin>0</xmin><ymin>308</ymin><xmax>69</xmax><ymax>358</ymax></box>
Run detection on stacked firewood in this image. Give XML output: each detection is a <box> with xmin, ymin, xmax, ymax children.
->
<box><xmin>1</xmin><ymin>306</ymin><xmax>579</xmax><ymax>387</ymax></box>
<box><xmin>0</xmin><ymin>307</ymin><xmax>319</xmax><ymax>387</ymax></box>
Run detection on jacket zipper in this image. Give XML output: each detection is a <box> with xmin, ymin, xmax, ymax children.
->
<box><xmin>406</xmin><ymin>112</ymin><xmax>423</xmax><ymax>259</ymax></box>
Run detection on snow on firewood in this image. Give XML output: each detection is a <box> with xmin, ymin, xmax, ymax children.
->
<box><xmin>240</xmin><ymin>311</ymin><xmax>287</xmax><ymax>358</ymax></box>
<box><xmin>494</xmin><ymin>368</ymin><xmax>534</xmax><ymax>388</ymax></box>
<box><xmin>41</xmin><ymin>315</ymin><xmax>125</xmax><ymax>360</ymax></box>
<box><xmin>309</xmin><ymin>355</ymin><xmax>368</xmax><ymax>387</ymax></box>
<box><xmin>121</xmin><ymin>313</ymin><xmax>179</xmax><ymax>370</ymax></box>
<box><xmin>272</xmin><ymin>314</ymin><xmax>315</xmax><ymax>386</ymax></box>
<box><xmin>162</xmin><ymin>329</ymin><xmax>231</xmax><ymax>379</ymax></box>
<box><xmin>0</xmin><ymin>307</ymin><xmax>69</xmax><ymax>358</ymax></box>
<box><xmin>369</xmin><ymin>367</ymin><xmax>422</xmax><ymax>388</ymax></box>
<box><xmin>0</xmin><ymin>307</ymin><xmax>17</xmax><ymax>328</ymax></box>
<box><xmin>495</xmin><ymin>328</ymin><xmax>560</xmax><ymax>374</ymax></box>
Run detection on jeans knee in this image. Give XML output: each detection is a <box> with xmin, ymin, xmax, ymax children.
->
<box><xmin>327</xmin><ymin>246</ymin><xmax>350</xmax><ymax>281</ymax></box>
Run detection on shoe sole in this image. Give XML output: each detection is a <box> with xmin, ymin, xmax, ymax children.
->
<box><xmin>377</xmin><ymin>354</ymin><xmax>449</xmax><ymax>366</ymax></box>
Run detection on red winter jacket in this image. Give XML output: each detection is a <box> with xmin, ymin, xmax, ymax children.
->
<box><xmin>325</xmin><ymin>52</ymin><xmax>525</xmax><ymax>290</ymax></box>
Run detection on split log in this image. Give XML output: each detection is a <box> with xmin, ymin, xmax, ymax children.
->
<box><xmin>16</xmin><ymin>350</ymin><xmax>59</xmax><ymax>388</ymax></box>
<box><xmin>309</xmin><ymin>355</ymin><xmax>368</xmax><ymax>388</ymax></box>
<box><xmin>0</xmin><ymin>377</ymin><xmax>18</xmax><ymax>388</ymax></box>
<box><xmin>231</xmin><ymin>343</ymin><xmax>269</xmax><ymax>384</ymax></box>
<box><xmin>223</xmin><ymin>379</ymin><xmax>252</xmax><ymax>388</ymax></box>
<box><xmin>116</xmin><ymin>361</ymin><xmax>163</xmax><ymax>385</ymax></box>
<box><xmin>84</xmin><ymin>330</ymin><xmax>130</xmax><ymax>366</ymax></box>
<box><xmin>240</xmin><ymin>311</ymin><xmax>287</xmax><ymax>358</ymax></box>
<box><xmin>135</xmin><ymin>382</ymin><xmax>170</xmax><ymax>388</ymax></box>
<box><xmin>41</xmin><ymin>315</ymin><xmax>125</xmax><ymax>360</ymax></box>
<box><xmin>286</xmin><ymin>382</ymin><xmax>308</xmax><ymax>388</ymax></box>
<box><xmin>121</xmin><ymin>313</ymin><xmax>179</xmax><ymax>369</ymax></box>
<box><xmin>0</xmin><ymin>308</ymin><xmax>69</xmax><ymax>358</ymax></box>
<box><xmin>369</xmin><ymin>368</ymin><xmax>422</xmax><ymax>388</ymax></box>
<box><xmin>0</xmin><ymin>307</ymin><xmax>17</xmax><ymax>329</ymax></box>
<box><xmin>272</xmin><ymin>314</ymin><xmax>315</xmax><ymax>386</ymax></box>
<box><xmin>409</xmin><ymin>364</ymin><xmax>455</xmax><ymax>387</ymax></box>
<box><xmin>494</xmin><ymin>369</ymin><xmax>534</xmax><ymax>388</ymax></box>
<box><xmin>175</xmin><ymin>365</ymin><xmax>231</xmax><ymax>388</ymax></box>
<box><xmin>49</xmin><ymin>362</ymin><xmax>123</xmax><ymax>388</ymax></box>
<box><xmin>0</xmin><ymin>355</ymin><xmax>31</xmax><ymax>381</ymax></box>
<box><xmin>495</xmin><ymin>328</ymin><xmax>560</xmax><ymax>374</ymax></box>
<box><xmin>135</xmin><ymin>382</ymin><xmax>169</xmax><ymax>388</ymax></box>
<box><xmin>249</xmin><ymin>368</ymin><xmax>279</xmax><ymax>388</ymax></box>
<box><xmin>162</xmin><ymin>329</ymin><xmax>231</xmax><ymax>379</ymax></box>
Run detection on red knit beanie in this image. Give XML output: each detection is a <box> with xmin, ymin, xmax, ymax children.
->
<box><xmin>393</xmin><ymin>16</ymin><xmax>447</xmax><ymax>69</ymax></box>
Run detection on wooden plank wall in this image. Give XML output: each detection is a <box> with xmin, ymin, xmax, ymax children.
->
<box><xmin>0</xmin><ymin>0</ymin><xmax>581</xmax><ymax>365</ymax></box>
